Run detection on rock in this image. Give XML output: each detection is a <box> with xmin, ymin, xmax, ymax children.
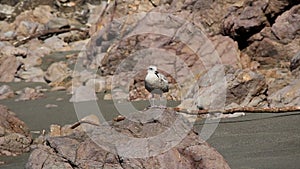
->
<box><xmin>69</xmin><ymin>39</ymin><xmax>89</xmax><ymax>51</ymax></box>
<box><xmin>12</xmin><ymin>5</ymin><xmax>54</xmax><ymax>37</ymax></box>
<box><xmin>44</xmin><ymin>61</ymin><xmax>71</xmax><ymax>84</ymax></box>
<box><xmin>225</xmin><ymin>67</ymin><xmax>268</xmax><ymax>107</ymax></box>
<box><xmin>103</xmin><ymin>93</ymin><xmax>112</xmax><ymax>100</ymax></box>
<box><xmin>268</xmin><ymin>79</ymin><xmax>300</xmax><ymax>107</ymax></box>
<box><xmin>0</xmin><ymin>4</ymin><xmax>14</xmax><ymax>20</ymax></box>
<box><xmin>271</xmin><ymin>5</ymin><xmax>300</xmax><ymax>44</ymax></box>
<box><xmin>0</xmin><ymin>85</ymin><xmax>14</xmax><ymax>100</ymax></box>
<box><xmin>26</xmin><ymin>145</ymin><xmax>74</xmax><ymax>169</ymax></box>
<box><xmin>44</xmin><ymin>36</ymin><xmax>70</xmax><ymax>51</ymax></box>
<box><xmin>17</xmin><ymin>67</ymin><xmax>45</xmax><ymax>82</ymax></box>
<box><xmin>17</xmin><ymin>55</ymin><xmax>43</xmax><ymax>70</ymax></box>
<box><xmin>26</xmin><ymin>110</ymin><xmax>229</xmax><ymax>168</ymax></box>
<box><xmin>0</xmin><ymin>51</ymin><xmax>18</xmax><ymax>82</ymax></box>
<box><xmin>15</xmin><ymin>87</ymin><xmax>44</xmax><ymax>101</ymax></box>
<box><xmin>25</xmin><ymin>39</ymin><xmax>52</xmax><ymax>59</ymax></box>
<box><xmin>210</xmin><ymin>35</ymin><xmax>241</xmax><ymax>68</ymax></box>
<box><xmin>194</xmin><ymin>65</ymin><xmax>227</xmax><ymax>110</ymax></box>
<box><xmin>0</xmin><ymin>21</ymin><xmax>12</xmax><ymax>37</ymax></box>
<box><xmin>45</xmin><ymin>104</ymin><xmax>58</xmax><ymax>109</ymax></box>
<box><xmin>0</xmin><ymin>105</ymin><xmax>32</xmax><ymax>156</ymax></box>
<box><xmin>244</xmin><ymin>4</ymin><xmax>300</xmax><ymax>68</ymax></box>
<box><xmin>15</xmin><ymin>20</ymin><xmax>43</xmax><ymax>37</ymax></box>
<box><xmin>290</xmin><ymin>51</ymin><xmax>300</xmax><ymax>77</ymax></box>
<box><xmin>46</xmin><ymin>17</ymin><xmax>70</xmax><ymax>29</ymax></box>
<box><xmin>192</xmin><ymin>64</ymin><xmax>266</xmax><ymax>112</ymax></box>
<box><xmin>49</xmin><ymin>124</ymin><xmax>61</xmax><ymax>137</ymax></box>
<box><xmin>222</xmin><ymin>0</ymin><xmax>269</xmax><ymax>40</ymax></box>
<box><xmin>86</xmin><ymin>10</ymin><xmax>240</xmax><ymax>101</ymax></box>
<box><xmin>259</xmin><ymin>68</ymin><xmax>292</xmax><ymax>96</ymax></box>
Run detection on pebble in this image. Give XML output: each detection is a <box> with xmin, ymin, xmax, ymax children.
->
<box><xmin>45</xmin><ymin>104</ymin><xmax>58</xmax><ymax>108</ymax></box>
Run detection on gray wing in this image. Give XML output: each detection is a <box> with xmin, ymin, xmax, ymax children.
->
<box><xmin>158</xmin><ymin>73</ymin><xmax>169</xmax><ymax>92</ymax></box>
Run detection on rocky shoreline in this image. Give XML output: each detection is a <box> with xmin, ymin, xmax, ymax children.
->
<box><xmin>0</xmin><ymin>0</ymin><xmax>300</xmax><ymax>168</ymax></box>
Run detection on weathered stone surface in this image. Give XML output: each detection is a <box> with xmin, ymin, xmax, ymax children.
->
<box><xmin>26</xmin><ymin>110</ymin><xmax>230</xmax><ymax>169</ymax></box>
<box><xmin>225</xmin><ymin>67</ymin><xmax>268</xmax><ymax>107</ymax></box>
<box><xmin>15</xmin><ymin>87</ymin><xmax>45</xmax><ymax>101</ymax></box>
<box><xmin>210</xmin><ymin>35</ymin><xmax>241</xmax><ymax>68</ymax></box>
<box><xmin>268</xmin><ymin>79</ymin><xmax>300</xmax><ymax>107</ymax></box>
<box><xmin>0</xmin><ymin>51</ymin><xmax>18</xmax><ymax>82</ymax></box>
<box><xmin>290</xmin><ymin>51</ymin><xmax>300</xmax><ymax>77</ymax></box>
<box><xmin>0</xmin><ymin>85</ymin><xmax>14</xmax><ymax>100</ymax></box>
<box><xmin>222</xmin><ymin>0</ymin><xmax>269</xmax><ymax>40</ymax></box>
<box><xmin>0</xmin><ymin>105</ymin><xmax>32</xmax><ymax>156</ymax></box>
<box><xmin>84</xmin><ymin>9</ymin><xmax>242</xmax><ymax>101</ymax></box>
<box><xmin>44</xmin><ymin>36</ymin><xmax>70</xmax><ymax>51</ymax></box>
<box><xmin>44</xmin><ymin>61</ymin><xmax>71</xmax><ymax>84</ymax></box>
<box><xmin>176</xmin><ymin>65</ymin><xmax>268</xmax><ymax>111</ymax></box>
<box><xmin>17</xmin><ymin>67</ymin><xmax>45</xmax><ymax>82</ymax></box>
<box><xmin>244</xmin><ymin>4</ymin><xmax>300</xmax><ymax>68</ymax></box>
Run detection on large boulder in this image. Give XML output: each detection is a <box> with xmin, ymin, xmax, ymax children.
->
<box><xmin>26</xmin><ymin>110</ymin><xmax>230</xmax><ymax>169</ymax></box>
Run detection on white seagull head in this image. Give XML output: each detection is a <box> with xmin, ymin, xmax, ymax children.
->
<box><xmin>147</xmin><ymin>65</ymin><xmax>157</xmax><ymax>73</ymax></box>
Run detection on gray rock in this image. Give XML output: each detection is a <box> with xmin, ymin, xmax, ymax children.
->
<box><xmin>0</xmin><ymin>85</ymin><xmax>14</xmax><ymax>100</ymax></box>
<box><xmin>46</xmin><ymin>17</ymin><xmax>70</xmax><ymax>29</ymax></box>
<box><xmin>44</xmin><ymin>36</ymin><xmax>70</xmax><ymax>51</ymax></box>
<box><xmin>0</xmin><ymin>4</ymin><xmax>14</xmax><ymax>19</ymax></box>
<box><xmin>15</xmin><ymin>87</ymin><xmax>44</xmax><ymax>101</ymax></box>
<box><xmin>44</xmin><ymin>61</ymin><xmax>71</xmax><ymax>83</ymax></box>
<box><xmin>17</xmin><ymin>67</ymin><xmax>45</xmax><ymax>82</ymax></box>
<box><xmin>268</xmin><ymin>79</ymin><xmax>300</xmax><ymax>107</ymax></box>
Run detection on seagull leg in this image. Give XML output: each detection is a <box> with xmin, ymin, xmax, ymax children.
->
<box><xmin>151</xmin><ymin>93</ymin><xmax>155</xmax><ymax>107</ymax></box>
<box><xmin>158</xmin><ymin>93</ymin><xmax>167</xmax><ymax>109</ymax></box>
<box><xmin>148</xmin><ymin>93</ymin><xmax>156</xmax><ymax>108</ymax></box>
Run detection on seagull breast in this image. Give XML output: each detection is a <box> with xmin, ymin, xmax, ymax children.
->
<box><xmin>145</xmin><ymin>66</ymin><xmax>169</xmax><ymax>94</ymax></box>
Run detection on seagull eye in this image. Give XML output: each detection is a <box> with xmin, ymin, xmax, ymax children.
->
<box><xmin>149</xmin><ymin>67</ymin><xmax>153</xmax><ymax>70</ymax></box>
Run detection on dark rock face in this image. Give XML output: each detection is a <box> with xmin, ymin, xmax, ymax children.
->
<box><xmin>0</xmin><ymin>105</ymin><xmax>32</xmax><ymax>156</ymax></box>
<box><xmin>26</xmin><ymin>110</ymin><xmax>230</xmax><ymax>169</ymax></box>
<box><xmin>222</xmin><ymin>0</ymin><xmax>269</xmax><ymax>42</ymax></box>
<box><xmin>244</xmin><ymin>4</ymin><xmax>300</xmax><ymax>68</ymax></box>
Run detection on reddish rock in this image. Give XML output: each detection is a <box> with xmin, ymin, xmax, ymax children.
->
<box><xmin>222</xmin><ymin>0</ymin><xmax>269</xmax><ymax>40</ymax></box>
<box><xmin>0</xmin><ymin>52</ymin><xmax>17</xmax><ymax>82</ymax></box>
<box><xmin>0</xmin><ymin>105</ymin><xmax>32</xmax><ymax>156</ymax></box>
<box><xmin>244</xmin><ymin>4</ymin><xmax>300</xmax><ymax>68</ymax></box>
<box><xmin>26</xmin><ymin>110</ymin><xmax>230</xmax><ymax>169</ymax></box>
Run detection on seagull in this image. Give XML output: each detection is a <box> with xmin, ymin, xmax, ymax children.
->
<box><xmin>145</xmin><ymin>65</ymin><xmax>169</xmax><ymax>108</ymax></box>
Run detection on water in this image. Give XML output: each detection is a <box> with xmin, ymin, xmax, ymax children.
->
<box><xmin>0</xmin><ymin>82</ymin><xmax>180</xmax><ymax>168</ymax></box>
